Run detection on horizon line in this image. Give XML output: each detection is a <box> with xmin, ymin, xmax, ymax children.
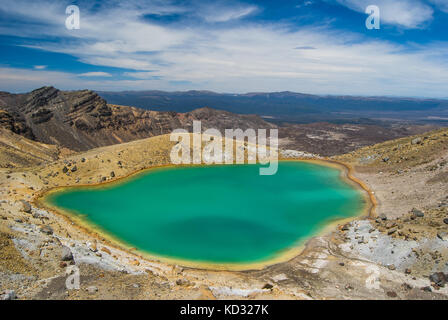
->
<box><xmin>4</xmin><ymin>86</ymin><xmax>448</xmax><ymax>101</ymax></box>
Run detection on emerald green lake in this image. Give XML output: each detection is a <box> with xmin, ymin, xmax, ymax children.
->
<box><xmin>46</xmin><ymin>161</ymin><xmax>365</xmax><ymax>265</ymax></box>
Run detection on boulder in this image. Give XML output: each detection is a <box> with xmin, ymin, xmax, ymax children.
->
<box><xmin>411</xmin><ymin>208</ymin><xmax>424</xmax><ymax>218</ymax></box>
<box><xmin>437</xmin><ymin>232</ymin><xmax>448</xmax><ymax>241</ymax></box>
<box><xmin>176</xmin><ymin>279</ymin><xmax>192</xmax><ymax>286</ymax></box>
<box><xmin>387</xmin><ymin>227</ymin><xmax>397</xmax><ymax>235</ymax></box>
<box><xmin>130</xmin><ymin>259</ymin><xmax>140</xmax><ymax>266</ymax></box>
<box><xmin>87</xmin><ymin>241</ymin><xmax>97</xmax><ymax>252</ymax></box>
<box><xmin>61</xmin><ymin>245</ymin><xmax>73</xmax><ymax>261</ymax></box>
<box><xmin>386</xmin><ymin>291</ymin><xmax>397</xmax><ymax>298</ymax></box>
<box><xmin>40</xmin><ymin>225</ymin><xmax>53</xmax><ymax>235</ymax></box>
<box><xmin>262</xmin><ymin>283</ymin><xmax>274</xmax><ymax>290</ymax></box>
<box><xmin>100</xmin><ymin>247</ymin><xmax>111</xmax><ymax>255</ymax></box>
<box><xmin>387</xmin><ymin>264</ymin><xmax>396</xmax><ymax>270</ymax></box>
<box><xmin>2</xmin><ymin>290</ymin><xmax>16</xmax><ymax>300</ymax></box>
<box><xmin>429</xmin><ymin>272</ymin><xmax>447</xmax><ymax>287</ymax></box>
<box><xmin>20</xmin><ymin>200</ymin><xmax>32</xmax><ymax>213</ymax></box>
<box><xmin>86</xmin><ymin>286</ymin><xmax>98</xmax><ymax>294</ymax></box>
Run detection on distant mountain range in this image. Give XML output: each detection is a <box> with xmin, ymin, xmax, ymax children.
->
<box><xmin>0</xmin><ymin>87</ymin><xmax>443</xmax><ymax>157</ymax></box>
<box><xmin>98</xmin><ymin>90</ymin><xmax>448</xmax><ymax>123</ymax></box>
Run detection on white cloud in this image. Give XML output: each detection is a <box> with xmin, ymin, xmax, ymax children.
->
<box><xmin>428</xmin><ymin>0</ymin><xmax>448</xmax><ymax>12</ymax></box>
<box><xmin>334</xmin><ymin>0</ymin><xmax>434</xmax><ymax>28</ymax></box>
<box><xmin>0</xmin><ymin>0</ymin><xmax>447</xmax><ymax>97</ymax></box>
<box><xmin>78</xmin><ymin>72</ymin><xmax>112</xmax><ymax>77</ymax></box>
<box><xmin>296</xmin><ymin>1</ymin><xmax>314</xmax><ymax>9</ymax></box>
<box><xmin>33</xmin><ymin>65</ymin><xmax>47</xmax><ymax>70</ymax></box>
<box><xmin>0</xmin><ymin>68</ymin><xmax>88</xmax><ymax>92</ymax></box>
<box><xmin>123</xmin><ymin>71</ymin><xmax>159</xmax><ymax>79</ymax></box>
<box><xmin>0</xmin><ymin>67</ymin><xmax>162</xmax><ymax>92</ymax></box>
<box><xmin>200</xmin><ymin>5</ymin><xmax>258</xmax><ymax>22</ymax></box>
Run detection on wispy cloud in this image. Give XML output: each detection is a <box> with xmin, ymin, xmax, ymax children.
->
<box><xmin>123</xmin><ymin>71</ymin><xmax>160</xmax><ymax>79</ymax></box>
<box><xmin>294</xmin><ymin>46</ymin><xmax>317</xmax><ymax>50</ymax></box>
<box><xmin>296</xmin><ymin>1</ymin><xmax>314</xmax><ymax>9</ymax></box>
<box><xmin>0</xmin><ymin>0</ymin><xmax>447</xmax><ymax>97</ymax></box>
<box><xmin>428</xmin><ymin>0</ymin><xmax>448</xmax><ymax>13</ymax></box>
<box><xmin>333</xmin><ymin>0</ymin><xmax>434</xmax><ymax>28</ymax></box>
<box><xmin>78</xmin><ymin>72</ymin><xmax>112</xmax><ymax>77</ymax></box>
<box><xmin>199</xmin><ymin>4</ymin><xmax>258</xmax><ymax>22</ymax></box>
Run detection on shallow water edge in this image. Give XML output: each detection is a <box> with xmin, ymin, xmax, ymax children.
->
<box><xmin>35</xmin><ymin>159</ymin><xmax>376</xmax><ymax>271</ymax></box>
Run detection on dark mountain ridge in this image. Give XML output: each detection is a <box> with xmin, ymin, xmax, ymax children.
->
<box><xmin>98</xmin><ymin>90</ymin><xmax>448</xmax><ymax>123</ymax></box>
<box><xmin>0</xmin><ymin>87</ymin><xmax>275</xmax><ymax>151</ymax></box>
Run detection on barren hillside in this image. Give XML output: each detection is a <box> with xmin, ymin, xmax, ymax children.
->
<box><xmin>0</xmin><ymin>128</ymin><xmax>67</xmax><ymax>168</ymax></box>
<box><xmin>0</xmin><ymin>87</ymin><xmax>275</xmax><ymax>151</ymax></box>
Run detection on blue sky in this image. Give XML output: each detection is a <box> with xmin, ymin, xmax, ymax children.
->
<box><xmin>0</xmin><ymin>0</ymin><xmax>448</xmax><ymax>97</ymax></box>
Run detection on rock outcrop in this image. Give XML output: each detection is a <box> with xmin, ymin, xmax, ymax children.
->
<box><xmin>0</xmin><ymin>87</ymin><xmax>276</xmax><ymax>151</ymax></box>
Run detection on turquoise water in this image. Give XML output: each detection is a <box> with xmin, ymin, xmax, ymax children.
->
<box><xmin>46</xmin><ymin>161</ymin><xmax>365</xmax><ymax>264</ymax></box>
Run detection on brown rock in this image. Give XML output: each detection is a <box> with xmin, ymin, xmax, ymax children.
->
<box><xmin>262</xmin><ymin>283</ymin><xmax>274</xmax><ymax>290</ymax></box>
<box><xmin>20</xmin><ymin>200</ymin><xmax>32</xmax><ymax>213</ymax></box>
<box><xmin>386</xmin><ymin>291</ymin><xmax>397</xmax><ymax>298</ymax></box>
<box><xmin>100</xmin><ymin>247</ymin><xmax>111</xmax><ymax>255</ymax></box>
<box><xmin>437</xmin><ymin>232</ymin><xmax>448</xmax><ymax>241</ymax></box>
<box><xmin>87</xmin><ymin>241</ymin><xmax>97</xmax><ymax>252</ymax></box>
<box><xmin>387</xmin><ymin>227</ymin><xmax>397</xmax><ymax>235</ymax></box>
<box><xmin>387</xmin><ymin>264</ymin><xmax>396</xmax><ymax>270</ymax></box>
<box><xmin>40</xmin><ymin>225</ymin><xmax>53</xmax><ymax>235</ymax></box>
<box><xmin>130</xmin><ymin>259</ymin><xmax>140</xmax><ymax>266</ymax></box>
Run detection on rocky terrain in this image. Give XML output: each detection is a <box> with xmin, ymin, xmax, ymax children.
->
<box><xmin>0</xmin><ymin>124</ymin><xmax>448</xmax><ymax>300</ymax></box>
<box><xmin>0</xmin><ymin>128</ymin><xmax>69</xmax><ymax>169</ymax></box>
<box><xmin>278</xmin><ymin>121</ymin><xmax>440</xmax><ymax>156</ymax></box>
<box><xmin>0</xmin><ymin>87</ymin><xmax>275</xmax><ymax>151</ymax></box>
<box><xmin>0</xmin><ymin>87</ymin><xmax>447</xmax><ymax>300</ymax></box>
<box><xmin>1</xmin><ymin>87</ymin><xmax>442</xmax><ymax>157</ymax></box>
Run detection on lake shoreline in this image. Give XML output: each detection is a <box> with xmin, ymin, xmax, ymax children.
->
<box><xmin>35</xmin><ymin>159</ymin><xmax>377</xmax><ymax>271</ymax></box>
